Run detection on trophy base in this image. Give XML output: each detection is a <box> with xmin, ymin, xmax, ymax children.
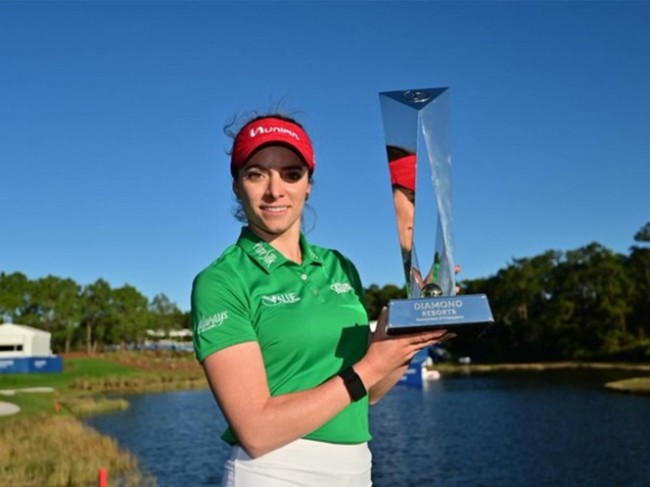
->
<box><xmin>386</xmin><ymin>294</ymin><xmax>494</xmax><ymax>335</ymax></box>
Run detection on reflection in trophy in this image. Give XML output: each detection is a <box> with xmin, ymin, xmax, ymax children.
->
<box><xmin>387</xmin><ymin>145</ymin><xmax>416</xmax><ymax>288</ymax></box>
<box><xmin>380</xmin><ymin>87</ymin><xmax>493</xmax><ymax>334</ymax></box>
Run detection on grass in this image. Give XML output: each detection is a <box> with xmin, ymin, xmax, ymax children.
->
<box><xmin>0</xmin><ymin>351</ymin><xmax>206</xmax><ymax>417</ymax></box>
<box><xmin>0</xmin><ymin>351</ymin><xmax>205</xmax><ymax>486</ymax></box>
<box><xmin>0</xmin><ymin>357</ymin><xmax>140</xmax><ymax>395</ymax></box>
<box><xmin>0</xmin><ymin>414</ymin><xmax>153</xmax><ymax>486</ymax></box>
<box><xmin>604</xmin><ymin>377</ymin><xmax>650</xmax><ymax>395</ymax></box>
<box><xmin>60</xmin><ymin>395</ymin><xmax>129</xmax><ymax>416</ymax></box>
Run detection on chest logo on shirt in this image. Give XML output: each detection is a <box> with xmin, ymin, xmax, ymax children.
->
<box><xmin>197</xmin><ymin>311</ymin><xmax>229</xmax><ymax>334</ymax></box>
<box><xmin>261</xmin><ymin>293</ymin><xmax>301</xmax><ymax>306</ymax></box>
<box><xmin>330</xmin><ymin>282</ymin><xmax>353</xmax><ymax>294</ymax></box>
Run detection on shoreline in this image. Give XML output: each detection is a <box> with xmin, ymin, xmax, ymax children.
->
<box><xmin>434</xmin><ymin>361</ymin><xmax>650</xmax><ymax>374</ymax></box>
<box><xmin>431</xmin><ymin>361</ymin><xmax>650</xmax><ymax>394</ymax></box>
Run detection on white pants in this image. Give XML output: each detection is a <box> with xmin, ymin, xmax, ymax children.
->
<box><xmin>221</xmin><ymin>438</ymin><xmax>372</xmax><ymax>487</ymax></box>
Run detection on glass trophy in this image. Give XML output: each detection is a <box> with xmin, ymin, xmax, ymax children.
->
<box><xmin>379</xmin><ymin>87</ymin><xmax>493</xmax><ymax>334</ymax></box>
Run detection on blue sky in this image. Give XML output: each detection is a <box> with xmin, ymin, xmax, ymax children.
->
<box><xmin>2</xmin><ymin>2</ymin><xmax>649</xmax><ymax>311</ymax></box>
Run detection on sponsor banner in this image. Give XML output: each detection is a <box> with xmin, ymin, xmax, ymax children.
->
<box><xmin>0</xmin><ymin>356</ymin><xmax>63</xmax><ymax>374</ymax></box>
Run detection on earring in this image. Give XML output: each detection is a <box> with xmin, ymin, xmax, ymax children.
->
<box><xmin>305</xmin><ymin>193</ymin><xmax>310</xmax><ymax>200</ymax></box>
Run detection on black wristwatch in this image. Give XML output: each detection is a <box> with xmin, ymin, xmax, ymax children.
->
<box><xmin>338</xmin><ymin>367</ymin><xmax>367</xmax><ymax>402</ymax></box>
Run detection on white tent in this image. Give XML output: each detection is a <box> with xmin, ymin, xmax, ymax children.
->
<box><xmin>0</xmin><ymin>323</ymin><xmax>53</xmax><ymax>357</ymax></box>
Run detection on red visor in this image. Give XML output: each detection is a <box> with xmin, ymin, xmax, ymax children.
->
<box><xmin>389</xmin><ymin>154</ymin><xmax>416</xmax><ymax>192</ymax></box>
<box><xmin>231</xmin><ymin>117</ymin><xmax>315</xmax><ymax>176</ymax></box>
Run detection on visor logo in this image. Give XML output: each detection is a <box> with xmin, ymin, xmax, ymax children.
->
<box><xmin>249</xmin><ymin>126</ymin><xmax>300</xmax><ymax>141</ymax></box>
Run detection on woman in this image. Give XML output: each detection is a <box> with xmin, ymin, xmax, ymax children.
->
<box><xmin>192</xmin><ymin>114</ymin><xmax>449</xmax><ymax>486</ymax></box>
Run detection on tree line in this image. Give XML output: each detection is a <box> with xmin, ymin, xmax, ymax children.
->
<box><xmin>2</xmin><ymin>222</ymin><xmax>648</xmax><ymax>361</ymax></box>
<box><xmin>364</xmin><ymin>222</ymin><xmax>650</xmax><ymax>362</ymax></box>
<box><xmin>0</xmin><ymin>274</ymin><xmax>188</xmax><ymax>354</ymax></box>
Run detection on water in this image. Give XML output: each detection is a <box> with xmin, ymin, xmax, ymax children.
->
<box><xmin>86</xmin><ymin>370</ymin><xmax>650</xmax><ymax>486</ymax></box>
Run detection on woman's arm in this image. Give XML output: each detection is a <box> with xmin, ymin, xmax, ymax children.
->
<box><xmin>360</xmin><ymin>308</ymin><xmax>451</xmax><ymax>405</ymax></box>
<box><xmin>202</xmin><ymin>323</ymin><xmax>444</xmax><ymax>458</ymax></box>
<box><xmin>365</xmin><ymin>265</ymin><xmax>462</xmax><ymax>403</ymax></box>
<box><xmin>202</xmin><ymin>341</ymin><xmax>353</xmax><ymax>458</ymax></box>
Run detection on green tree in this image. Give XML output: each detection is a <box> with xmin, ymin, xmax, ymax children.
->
<box><xmin>150</xmin><ymin>293</ymin><xmax>184</xmax><ymax>334</ymax></box>
<box><xmin>28</xmin><ymin>276</ymin><xmax>82</xmax><ymax>353</ymax></box>
<box><xmin>0</xmin><ymin>272</ymin><xmax>30</xmax><ymax>322</ymax></box>
<box><xmin>462</xmin><ymin>251</ymin><xmax>562</xmax><ymax>361</ymax></box>
<box><xmin>627</xmin><ymin>222</ymin><xmax>650</xmax><ymax>342</ymax></box>
<box><xmin>363</xmin><ymin>283</ymin><xmax>405</xmax><ymax>320</ymax></box>
<box><xmin>80</xmin><ymin>279</ymin><xmax>112</xmax><ymax>354</ymax></box>
<box><xmin>555</xmin><ymin>243</ymin><xmax>632</xmax><ymax>357</ymax></box>
<box><xmin>109</xmin><ymin>285</ymin><xmax>150</xmax><ymax>348</ymax></box>
<box><xmin>634</xmin><ymin>221</ymin><xmax>650</xmax><ymax>243</ymax></box>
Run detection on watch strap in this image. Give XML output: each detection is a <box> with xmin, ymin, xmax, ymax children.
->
<box><xmin>338</xmin><ymin>367</ymin><xmax>367</xmax><ymax>402</ymax></box>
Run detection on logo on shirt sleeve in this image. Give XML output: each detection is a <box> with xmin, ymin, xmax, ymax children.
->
<box><xmin>330</xmin><ymin>282</ymin><xmax>354</xmax><ymax>294</ymax></box>
<box><xmin>197</xmin><ymin>311</ymin><xmax>228</xmax><ymax>334</ymax></box>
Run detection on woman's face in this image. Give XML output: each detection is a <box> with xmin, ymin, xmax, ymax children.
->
<box><xmin>393</xmin><ymin>185</ymin><xmax>415</xmax><ymax>253</ymax></box>
<box><xmin>234</xmin><ymin>145</ymin><xmax>311</xmax><ymax>241</ymax></box>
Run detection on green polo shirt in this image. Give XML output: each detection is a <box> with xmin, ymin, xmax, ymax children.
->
<box><xmin>192</xmin><ymin>227</ymin><xmax>371</xmax><ymax>445</ymax></box>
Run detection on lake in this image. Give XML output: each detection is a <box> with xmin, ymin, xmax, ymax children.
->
<box><xmin>86</xmin><ymin>369</ymin><xmax>650</xmax><ymax>486</ymax></box>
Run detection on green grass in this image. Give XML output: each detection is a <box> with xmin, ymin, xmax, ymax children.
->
<box><xmin>0</xmin><ymin>357</ymin><xmax>139</xmax><ymax>419</ymax></box>
<box><xmin>1</xmin><ymin>354</ymin><xmax>206</xmax><ymax>419</ymax></box>
<box><xmin>0</xmin><ymin>392</ymin><xmax>59</xmax><ymax>418</ymax></box>
<box><xmin>0</xmin><ymin>357</ymin><xmax>140</xmax><ymax>391</ymax></box>
<box><xmin>0</xmin><ymin>353</ymin><xmax>198</xmax><ymax>486</ymax></box>
<box><xmin>604</xmin><ymin>377</ymin><xmax>650</xmax><ymax>394</ymax></box>
<box><xmin>0</xmin><ymin>414</ymin><xmax>151</xmax><ymax>486</ymax></box>
<box><xmin>0</xmin><ymin>357</ymin><xmax>143</xmax><ymax>418</ymax></box>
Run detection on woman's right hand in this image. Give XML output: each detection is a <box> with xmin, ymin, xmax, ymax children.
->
<box><xmin>355</xmin><ymin>307</ymin><xmax>453</xmax><ymax>403</ymax></box>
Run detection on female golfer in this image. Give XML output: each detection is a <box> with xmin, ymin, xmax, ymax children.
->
<box><xmin>192</xmin><ymin>114</ymin><xmax>448</xmax><ymax>486</ymax></box>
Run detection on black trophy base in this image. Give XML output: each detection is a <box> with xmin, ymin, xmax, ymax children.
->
<box><xmin>386</xmin><ymin>294</ymin><xmax>494</xmax><ymax>336</ymax></box>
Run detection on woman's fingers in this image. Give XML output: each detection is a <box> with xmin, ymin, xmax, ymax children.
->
<box><xmin>408</xmin><ymin>329</ymin><xmax>449</xmax><ymax>348</ymax></box>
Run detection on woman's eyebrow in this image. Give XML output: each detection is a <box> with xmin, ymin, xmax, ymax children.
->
<box><xmin>242</xmin><ymin>164</ymin><xmax>265</xmax><ymax>171</ymax></box>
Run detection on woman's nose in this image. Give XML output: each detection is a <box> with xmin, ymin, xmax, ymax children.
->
<box><xmin>265</xmin><ymin>171</ymin><xmax>284</xmax><ymax>199</ymax></box>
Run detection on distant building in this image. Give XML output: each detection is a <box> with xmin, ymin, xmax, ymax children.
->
<box><xmin>0</xmin><ymin>323</ymin><xmax>63</xmax><ymax>374</ymax></box>
<box><xmin>143</xmin><ymin>328</ymin><xmax>193</xmax><ymax>352</ymax></box>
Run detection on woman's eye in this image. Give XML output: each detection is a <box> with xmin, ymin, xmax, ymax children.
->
<box><xmin>244</xmin><ymin>171</ymin><xmax>265</xmax><ymax>181</ymax></box>
<box><xmin>283</xmin><ymin>170</ymin><xmax>304</xmax><ymax>181</ymax></box>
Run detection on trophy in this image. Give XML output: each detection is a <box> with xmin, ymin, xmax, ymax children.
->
<box><xmin>379</xmin><ymin>87</ymin><xmax>493</xmax><ymax>334</ymax></box>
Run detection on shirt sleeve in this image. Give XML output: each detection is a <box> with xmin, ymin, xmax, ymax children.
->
<box><xmin>191</xmin><ymin>267</ymin><xmax>257</xmax><ymax>362</ymax></box>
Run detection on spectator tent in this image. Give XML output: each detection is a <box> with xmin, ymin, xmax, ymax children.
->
<box><xmin>0</xmin><ymin>323</ymin><xmax>62</xmax><ymax>373</ymax></box>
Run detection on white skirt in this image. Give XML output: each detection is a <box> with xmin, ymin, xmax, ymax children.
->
<box><xmin>221</xmin><ymin>438</ymin><xmax>372</xmax><ymax>487</ymax></box>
